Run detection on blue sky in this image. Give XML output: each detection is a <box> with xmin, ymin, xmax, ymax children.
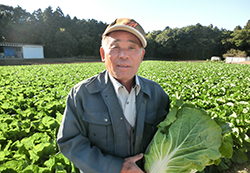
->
<box><xmin>3</xmin><ymin>0</ymin><xmax>250</xmax><ymax>32</ymax></box>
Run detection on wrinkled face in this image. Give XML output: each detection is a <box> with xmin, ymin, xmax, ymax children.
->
<box><xmin>100</xmin><ymin>31</ymin><xmax>145</xmax><ymax>84</ymax></box>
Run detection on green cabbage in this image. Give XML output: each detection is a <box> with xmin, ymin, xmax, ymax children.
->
<box><xmin>144</xmin><ymin>97</ymin><xmax>228</xmax><ymax>173</ymax></box>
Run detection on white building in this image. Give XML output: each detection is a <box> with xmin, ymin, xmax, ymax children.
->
<box><xmin>225</xmin><ymin>57</ymin><xmax>250</xmax><ymax>64</ymax></box>
<box><xmin>0</xmin><ymin>42</ymin><xmax>44</xmax><ymax>59</ymax></box>
<box><xmin>211</xmin><ymin>56</ymin><xmax>221</xmax><ymax>61</ymax></box>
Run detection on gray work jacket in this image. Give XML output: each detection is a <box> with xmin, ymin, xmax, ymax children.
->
<box><xmin>57</xmin><ymin>70</ymin><xmax>170</xmax><ymax>173</ymax></box>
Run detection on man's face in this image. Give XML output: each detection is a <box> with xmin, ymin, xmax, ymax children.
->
<box><xmin>100</xmin><ymin>31</ymin><xmax>145</xmax><ymax>84</ymax></box>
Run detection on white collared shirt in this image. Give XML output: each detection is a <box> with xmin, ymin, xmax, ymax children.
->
<box><xmin>109</xmin><ymin>73</ymin><xmax>141</xmax><ymax>127</ymax></box>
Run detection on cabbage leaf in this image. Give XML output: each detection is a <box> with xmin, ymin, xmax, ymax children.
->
<box><xmin>144</xmin><ymin>98</ymin><xmax>223</xmax><ymax>173</ymax></box>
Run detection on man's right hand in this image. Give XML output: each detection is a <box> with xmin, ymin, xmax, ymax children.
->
<box><xmin>120</xmin><ymin>153</ymin><xmax>144</xmax><ymax>173</ymax></box>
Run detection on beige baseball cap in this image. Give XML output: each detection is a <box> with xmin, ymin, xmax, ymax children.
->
<box><xmin>102</xmin><ymin>18</ymin><xmax>147</xmax><ymax>48</ymax></box>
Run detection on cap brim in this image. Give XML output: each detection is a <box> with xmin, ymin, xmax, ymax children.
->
<box><xmin>103</xmin><ymin>25</ymin><xmax>147</xmax><ymax>48</ymax></box>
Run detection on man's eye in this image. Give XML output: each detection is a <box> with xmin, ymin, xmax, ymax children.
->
<box><xmin>111</xmin><ymin>46</ymin><xmax>119</xmax><ymax>50</ymax></box>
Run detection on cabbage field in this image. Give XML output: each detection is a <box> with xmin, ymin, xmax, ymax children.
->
<box><xmin>0</xmin><ymin>61</ymin><xmax>250</xmax><ymax>172</ymax></box>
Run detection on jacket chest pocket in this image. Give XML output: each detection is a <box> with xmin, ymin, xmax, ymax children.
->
<box><xmin>142</xmin><ymin>109</ymin><xmax>168</xmax><ymax>151</ymax></box>
<box><xmin>82</xmin><ymin>111</ymin><xmax>115</xmax><ymax>154</ymax></box>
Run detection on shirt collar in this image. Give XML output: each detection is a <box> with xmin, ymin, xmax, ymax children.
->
<box><xmin>108</xmin><ymin>72</ymin><xmax>141</xmax><ymax>96</ymax></box>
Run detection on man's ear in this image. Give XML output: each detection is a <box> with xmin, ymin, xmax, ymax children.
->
<box><xmin>140</xmin><ymin>48</ymin><xmax>145</xmax><ymax>62</ymax></box>
<box><xmin>100</xmin><ymin>47</ymin><xmax>105</xmax><ymax>62</ymax></box>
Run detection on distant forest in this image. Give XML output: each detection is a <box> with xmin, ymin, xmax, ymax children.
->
<box><xmin>1</xmin><ymin>5</ymin><xmax>249</xmax><ymax>60</ymax></box>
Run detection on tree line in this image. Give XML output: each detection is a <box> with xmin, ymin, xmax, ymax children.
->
<box><xmin>0</xmin><ymin>5</ymin><xmax>249</xmax><ymax>60</ymax></box>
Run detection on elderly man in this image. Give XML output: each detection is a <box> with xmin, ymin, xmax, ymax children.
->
<box><xmin>57</xmin><ymin>18</ymin><xmax>170</xmax><ymax>173</ymax></box>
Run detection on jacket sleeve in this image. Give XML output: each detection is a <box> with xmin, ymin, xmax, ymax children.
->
<box><xmin>57</xmin><ymin>88</ymin><xmax>124</xmax><ymax>173</ymax></box>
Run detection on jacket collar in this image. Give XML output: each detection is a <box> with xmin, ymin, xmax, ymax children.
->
<box><xmin>86</xmin><ymin>70</ymin><xmax>151</xmax><ymax>98</ymax></box>
<box><xmin>108</xmin><ymin>72</ymin><xmax>141</xmax><ymax>96</ymax></box>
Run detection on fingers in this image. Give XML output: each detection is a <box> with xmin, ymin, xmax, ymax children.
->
<box><xmin>126</xmin><ymin>153</ymin><xmax>143</xmax><ymax>163</ymax></box>
<box><xmin>121</xmin><ymin>154</ymin><xmax>144</xmax><ymax>173</ymax></box>
<box><xmin>125</xmin><ymin>154</ymin><xmax>143</xmax><ymax>163</ymax></box>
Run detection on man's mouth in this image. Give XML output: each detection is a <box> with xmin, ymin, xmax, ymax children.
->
<box><xmin>118</xmin><ymin>65</ymin><xmax>130</xmax><ymax>68</ymax></box>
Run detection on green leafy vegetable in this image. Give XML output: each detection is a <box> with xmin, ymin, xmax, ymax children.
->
<box><xmin>144</xmin><ymin>96</ymin><xmax>231</xmax><ymax>173</ymax></box>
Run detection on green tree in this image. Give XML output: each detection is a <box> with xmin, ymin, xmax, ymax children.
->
<box><xmin>29</xmin><ymin>9</ymin><xmax>44</xmax><ymax>44</ymax></box>
<box><xmin>0</xmin><ymin>5</ymin><xmax>15</xmax><ymax>42</ymax></box>
<box><xmin>41</xmin><ymin>6</ymin><xmax>60</xmax><ymax>57</ymax></box>
<box><xmin>220</xmin><ymin>29</ymin><xmax>234</xmax><ymax>56</ymax></box>
<box><xmin>230</xmin><ymin>20</ymin><xmax>250</xmax><ymax>55</ymax></box>
<box><xmin>154</xmin><ymin>27</ymin><xmax>177</xmax><ymax>59</ymax></box>
<box><xmin>54</xmin><ymin>30</ymin><xmax>78</xmax><ymax>57</ymax></box>
<box><xmin>145</xmin><ymin>30</ymin><xmax>162</xmax><ymax>58</ymax></box>
<box><xmin>0</xmin><ymin>5</ymin><xmax>32</xmax><ymax>43</ymax></box>
<box><xmin>154</xmin><ymin>24</ymin><xmax>223</xmax><ymax>60</ymax></box>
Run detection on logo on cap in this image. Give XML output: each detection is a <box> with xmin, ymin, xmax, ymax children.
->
<box><xmin>124</xmin><ymin>21</ymin><xmax>138</xmax><ymax>28</ymax></box>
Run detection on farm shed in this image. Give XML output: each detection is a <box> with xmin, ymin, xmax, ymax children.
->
<box><xmin>0</xmin><ymin>42</ymin><xmax>44</xmax><ymax>59</ymax></box>
<box><xmin>211</xmin><ymin>56</ymin><xmax>221</xmax><ymax>61</ymax></box>
<box><xmin>225</xmin><ymin>57</ymin><xmax>250</xmax><ymax>64</ymax></box>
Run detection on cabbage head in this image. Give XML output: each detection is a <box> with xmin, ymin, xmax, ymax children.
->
<box><xmin>144</xmin><ymin>98</ymin><xmax>223</xmax><ymax>173</ymax></box>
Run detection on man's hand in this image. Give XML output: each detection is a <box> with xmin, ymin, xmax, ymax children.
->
<box><xmin>120</xmin><ymin>153</ymin><xmax>144</xmax><ymax>173</ymax></box>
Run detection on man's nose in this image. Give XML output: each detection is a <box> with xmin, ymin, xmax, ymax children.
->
<box><xmin>119</xmin><ymin>48</ymin><xmax>129</xmax><ymax>59</ymax></box>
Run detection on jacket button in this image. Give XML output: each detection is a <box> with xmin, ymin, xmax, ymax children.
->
<box><xmin>103</xmin><ymin>118</ymin><xmax>108</xmax><ymax>122</ymax></box>
<box><xmin>143</xmin><ymin>100</ymin><xmax>146</xmax><ymax>104</ymax></box>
